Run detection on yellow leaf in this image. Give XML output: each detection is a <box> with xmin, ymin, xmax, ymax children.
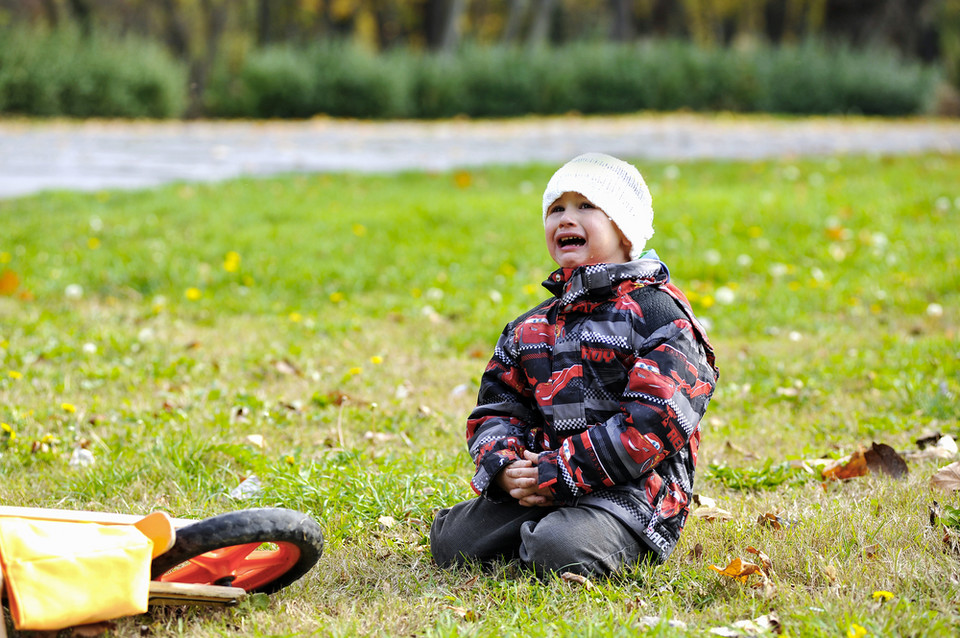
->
<box><xmin>709</xmin><ymin>557</ymin><xmax>764</xmax><ymax>584</ymax></box>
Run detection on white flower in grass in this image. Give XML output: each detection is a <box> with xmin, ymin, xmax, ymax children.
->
<box><xmin>715</xmin><ymin>287</ymin><xmax>735</xmax><ymax>305</ymax></box>
<box><xmin>737</xmin><ymin>254</ymin><xmax>753</xmax><ymax>267</ymax></box>
<box><xmin>704</xmin><ymin>249</ymin><xmax>721</xmax><ymax>265</ymax></box>
<box><xmin>82</xmin><ymin>343</ymin><xmax>97</xmax><ymax>355</ymax></box>
<box><xmin>927</xmin><ymin>303</ymin><xmax>944</xmax><ymax>317</ymax></box>
<box><xmin>65</xmin><ymin>284</ymin><xmax>83</xmax><ymax>300</ymax></box>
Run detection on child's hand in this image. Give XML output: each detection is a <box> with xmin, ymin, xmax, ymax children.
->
<box><xmin>495</xmin><ymin>450</ymin><xmax>555</xmax><ymax>507</ymax></box>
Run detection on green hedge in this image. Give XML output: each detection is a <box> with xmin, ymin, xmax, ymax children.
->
<box><xmin>0</xmin><ymin>31</ymin><xmax>936</xmax><ymax>119</ymax></box>
<box><xmin>206</xmin><ymin>39</ymin><xmax>936</xmax><ymax>120</ymax></box>
<box><xmin>0</xmin><ymin>27</ymin><xmax>188</xmax><ymax>118</ymax></box>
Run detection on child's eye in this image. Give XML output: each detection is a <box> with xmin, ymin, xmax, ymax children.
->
<box><xmin>549</xmin><ymin>205</ymin><xmax>564</xmax><ymax>214</ymax></box>
<box><xmin>579</xmin><ymin>201</ymin><xmax>597</xmax><ymax>209</ymax></box>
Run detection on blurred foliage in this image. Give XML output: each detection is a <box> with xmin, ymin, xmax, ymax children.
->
<box><xmin>200</xmin><ymin>39</ymin><xmax>935</xmax><ymax>119</ymax></box>
<box><xmin>0</xmin><ymin>26</ymin><xmax>187</xmax><ymax>117</ymax></box>
<box><xmin>0</xmin><ymin>0</ymin><xmax>948</xmax><ymax>117</ymax></box>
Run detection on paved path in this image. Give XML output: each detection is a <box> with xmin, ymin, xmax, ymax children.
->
<box><xmin>2</xmin><ymin>115</ymin><xmax>960</xmax><ymax>199</ymax></box>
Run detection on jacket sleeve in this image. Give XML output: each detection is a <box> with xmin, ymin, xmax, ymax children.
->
<box><xmin>465</xmin><ymin>323</ymin><xmax>542</xmax><ymax>498</ymax></box>
<box><xmin>536</xmin><ymin>309</ymin><xmax>717</xmax><ymax>505</ymax></box>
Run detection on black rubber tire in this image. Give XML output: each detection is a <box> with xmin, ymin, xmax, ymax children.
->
<box><xmin>151</xmin><ymin>508</ymin><xmax>324</xmax><ymax>595</ymax></box>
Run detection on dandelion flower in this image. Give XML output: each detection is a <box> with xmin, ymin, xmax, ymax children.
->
<box><xmin>348</xmin><ymin>367</ymin><xmax>362</xmax><ymax>376</ymax></box>
<box><xmin>352</xmin><ymin>224</ymin><xmax>367</xmax><ymax>237</ymax></box>
<box><xmin>329</xmin><ymin>291</ymin><xmax>345</xmax><ymax>303</ymax></box>
<box><xmin>8</xmin><ymin>371</ymin><xmax>22</xmax><ymax>379</ymax></box>
<box><xmin>61</xmin><ymin>403</ymin><xmax>77</xmax><ymax>413</ymax></box>
<box><xmin>370</xmin><ymin>356</ymin><xmax>384</xmax><ymax>365</ymax></box>
<box><xmin>185</xmin><ymin>287</ymin><xmax>202</xmax><ymax>301</ymax></box>
<box><xmin>87</xmin><ymin>237</ymin><xmax>101</xmax><ymax>250</ymax></box>
<box><xmin>871</xmin><ymin>590</ymin><xmax>894</xmax><ymax>602</ymax></box>
<box><xmin>847</xmin><ymin>623</ymin><xmax>868</xmax><ymax>638</ymax></box>
<box><xmin>223</xmin><ymin>251</ymin><xmax>241</xmax><ymax>273</ymax></box>
<box><xmin>289</xmin><ymin>312</ymin><xmax>303</xmax><ymax>323</ymax></box>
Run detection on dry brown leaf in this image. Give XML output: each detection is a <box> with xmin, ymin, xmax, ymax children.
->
<box><xmin>686</xmin><ymin>542</ymin><xmax>704</xmax><ymax>562</ymax></box>
<box><xmin>745</xmin><ymin>547</ymin><xmax>773</xmax><ymax>575</ymax></box>
<box><xmin>560</xmin><ymin>571</ymin><xmax>594</xmax><ymax>589</ymax></box>
<box><xmin>756</xmin><ymin>512</ymin><xmax>790</xmax><ymax>530</ymax></box>
<box><xmin>709</xmin><ymin>557</ymin><xmax>765</xmax><ymax>584</ymax></box>
<box><xmin>931</xmin><ymin>461</ymin><xmax>960</xmax><ymax>492</ymax></box>
<box><xmin>457</xmin><ymin>574</ymin><xmax>479</xmax><ymax>590</ymax></box>
<box><xmin>823</xmin><ymin>447</ymin><xmax>869</xmax><ymax>480</ymax></box>
<box><xmin>692</xmin><ymin>506</ymin><xmax>735</xmax><ymax>522</ymax></box>
<box><xmin>862</xmin><ymin>543</ymin><xmax>881</xmax><ymax>559</ymax></box>
<box><xmin>864</xmin><ymin>442</ymin><xmax>908</xmax><ymax>479</ymax></box>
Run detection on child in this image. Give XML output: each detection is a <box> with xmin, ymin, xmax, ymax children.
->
<box><xmin>430</xmin><ymin>153</ymin><xmax>718</xmax><ymax>577</ymax></box>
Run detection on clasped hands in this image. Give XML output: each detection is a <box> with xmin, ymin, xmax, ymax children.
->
<box><xmin>494</xmin><ymin>449</ymin><xmax>555</xmax><ymax>507</ymax></box>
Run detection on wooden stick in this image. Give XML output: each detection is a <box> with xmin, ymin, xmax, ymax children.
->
<box><xmin>148</xmin><ymin>581</ymin><xmax>245</xmax><ymax>606</ymax></box>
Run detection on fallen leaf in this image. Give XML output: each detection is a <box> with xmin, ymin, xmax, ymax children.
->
<box><xmin>823</xmin><ymin>447</ymin><xmax>869</xmax><ymax>480</ymax></box>
<box><xmin>709</xmin><ymin>557</ymin><xmax>765</xmax><ymax>584</ymax></box>
<box><xmin>560</xmin><ymin>571</ymin><xmax>593</xmax><ymax>589</ymax></box>
<box><xmin>931</xmin><ymin>461</ymin><xmax>960</xmax><ymax>492</ymax></box>
<box><xmin>916</xmin><ymin>432</ymin><xmax>943</xmax><ymax>449</ymax></box>
<box><xmin>757</xmin><ymin>512</ymin><xmax>789</xmax><ymax>530</ymax></box>
<box><xmin>864</xmin><ymin>442</ymin><xmax>908</xmax><ymax>479</ymax></box>
<box><xmin>457</xmin><ymin>575</ymin><xmax>479</xmax><ymax>590</ymax></box>
<box><xmin>862</xmin><ymin>543</ymin><xmax>881</xmax><ymax>559</ymax></box>
<box><xmin>692</xmin><ymin>506</ymin><xmax>735</xmax><ymax>522</ymax></box>
<box><xmin>245</xmin><ymin>434</ymin><xmax>264</xmax><ymax>448</ymax></box>
<box><xmin>686</xmin><ymin>542</ymin><xmax>704</xmax><ymax>562</ymax></box>
<box><xmin>0</xmin><ymin>269</ymin><xmax>19</xmax><ymax>295</ymax></box>
<box><xmin>693</xmin><ymin>493</ymin><xmax>717</xmax><ymax>508</ymax></box>
<box><xmin>377</xmin><ymin>515</ymin><xmax>396</xmax><ymax>529</ymax></box>
<box><xmin>823</xmin><ymin>564</ymin><xmax>839</xmax><ymax>583</ymax></box>
<box><xmin>745</xmin><ymin>547</ymin><xmax>773</xmax><ymax>575</ymax></box>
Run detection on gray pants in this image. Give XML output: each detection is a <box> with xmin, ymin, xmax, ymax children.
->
<box><xmin>430</xmin><ymin>497</ymin><xmax>652</xmax><ymax>577</ymax></box>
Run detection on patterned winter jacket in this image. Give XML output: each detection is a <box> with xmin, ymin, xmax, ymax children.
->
<box><xmin>467</xmin><ymin>256</ymin><xmax>718</xmax><ymax>560</ymax></box>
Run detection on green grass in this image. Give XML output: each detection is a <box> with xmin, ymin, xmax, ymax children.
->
<box><xmin>0</xmin><ymin>151</ymin><xmax>958</xmax><ymax>636</ymax></box>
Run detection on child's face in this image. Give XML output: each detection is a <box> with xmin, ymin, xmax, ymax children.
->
<box><xmin>545</xmin><ymin>191</ymin><xmax>632</xmax><ymax>268</ymax></box>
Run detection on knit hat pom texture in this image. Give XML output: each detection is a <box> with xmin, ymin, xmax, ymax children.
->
<box><xmin>542</xmin><ymin>152</ymin><xmax>654</xmax><ymax>260</ymax></box>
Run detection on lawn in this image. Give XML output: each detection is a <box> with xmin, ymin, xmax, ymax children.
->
<box><xmin>1</xmin><ymin>152</ymin><xmax>958</xmax><ymax>636</ymax></box>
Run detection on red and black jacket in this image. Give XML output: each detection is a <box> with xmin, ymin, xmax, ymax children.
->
<box><xmin>467</xmin><ymin>257</ymin><xmax>718</xmax><ymax>560</ymax></box>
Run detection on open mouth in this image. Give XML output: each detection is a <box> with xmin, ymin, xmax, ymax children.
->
<box><xmin>557</xmin><ymin>236</ymin><xmax>586</xmax><ymax>248</ymax></box>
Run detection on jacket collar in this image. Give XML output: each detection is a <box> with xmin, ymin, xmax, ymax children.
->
<box><xmin>542</xmin><ymin>252</ymin><xmax>670</xmax><ymax>305</ymax></box>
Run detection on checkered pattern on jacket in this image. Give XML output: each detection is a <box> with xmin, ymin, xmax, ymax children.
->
<box><xmin>466</xmin><ymin>258</ymin><xmax>718</xmax><ymax>560</ymax></box>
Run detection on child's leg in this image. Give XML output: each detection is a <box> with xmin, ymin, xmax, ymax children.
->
<box><xmin>430</xmin><ymin>497</ymin><xmax>550</xmax><ymax>568</ymax></box>
<box><xmin>519</xmin><ymin>505</ymin><xmax>653</xmax><ymax>577</ymax></box>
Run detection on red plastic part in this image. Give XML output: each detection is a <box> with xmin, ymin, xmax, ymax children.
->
<box><xmin>156</xmin><ymin>542</ymin><xmax>303</xmax><ymax>591</ymax></box>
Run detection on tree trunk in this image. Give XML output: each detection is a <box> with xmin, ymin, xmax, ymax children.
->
<box><xmin>257</xmin><ymin>0</ymin><xmax>271</xmax><ymax>45</ymax></box>
<box><xmin>440</xmin><ymin>0</ymin><xmax>469</xmax><ymax>52</ymax></box>
<box><xmin>608</xmin><ymin>0</ymin><xmax>633</xmax><ymax>41</ymax></box>
<box><xmin>501</xmin><ymin>0</ymin><xmax>530</xmax><ymax>44</ymax></box>
<box><xmin>527</xmin><ymin>0</ymin><xmax>556</xmax><ymax>47</ymax></box>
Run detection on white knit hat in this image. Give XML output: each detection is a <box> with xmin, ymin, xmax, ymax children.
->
<box><xmin>542</xmin><ymin>153</ymin><xmax>654</xmax><ymax>260</ymax></box>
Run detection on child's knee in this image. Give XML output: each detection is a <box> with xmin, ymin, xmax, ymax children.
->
<box><xmin>429</xmin><ymin>507</ymin><xmax>460</xmax><ymax>567</ymax></box>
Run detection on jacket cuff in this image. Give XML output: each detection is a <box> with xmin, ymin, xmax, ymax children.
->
<box><xmin>536</xmin><ymin>450</ymin><xmax>567</xmax><ymax>503</ymax></box>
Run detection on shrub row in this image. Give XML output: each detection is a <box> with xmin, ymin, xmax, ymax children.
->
<box><xmin>206</xmin><ymin>40</ymin><xmax>937</xmax><ymax>119</ymax></box>
<box><xmin>0</xmin><ymin>27</ymin><xmax>187</xmax><ymax>118</ymax></box>
<box><xmin>0</xmin><ymin>30</ymin><xmax>936</xmax><ymax>119</ymax></box>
